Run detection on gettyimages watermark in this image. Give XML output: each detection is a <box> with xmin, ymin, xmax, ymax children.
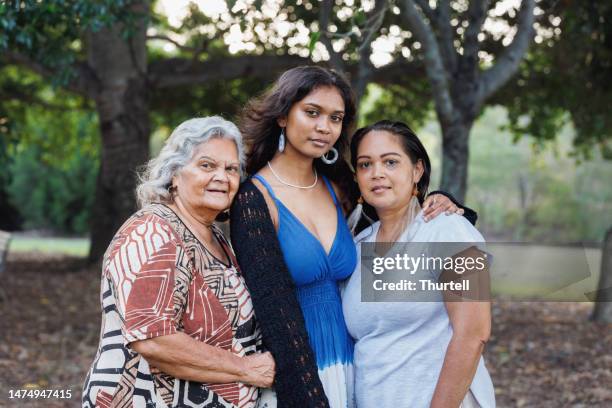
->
<box><xmin>360</xmin><ymin>242</ymin><xmax>597</xmax><ymax>302</ymax></box>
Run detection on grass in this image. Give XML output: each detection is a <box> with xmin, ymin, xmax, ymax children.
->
<box><xmin>8</xmin><ymin>236</ymin><xmax>90</xmax><ymax>257</ymax></box>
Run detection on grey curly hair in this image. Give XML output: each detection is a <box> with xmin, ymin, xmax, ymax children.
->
<box><xmin>136</xmin><ymin>116</ymin><xmax>244</xmax><ymax>208</ymax></box>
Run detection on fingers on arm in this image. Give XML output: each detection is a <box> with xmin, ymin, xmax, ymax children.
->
<box><xmin>424</xmin><ymin>194</ymin><xmax>458</xmax><ymax>220</ymax></box>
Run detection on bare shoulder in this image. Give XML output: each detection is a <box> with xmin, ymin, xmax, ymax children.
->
<box><xmin>250</xmin><ymin>174</ymin><xmax>279</xmax><ymax>228</ymax></box>
<box><xmin>250</xmin><ymin>175</ymin><xmax>272</xmax><ymax>204</ymax></box>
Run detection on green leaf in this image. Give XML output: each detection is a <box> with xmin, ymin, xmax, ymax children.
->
<box><xmin>308</xmin><ymin>31</ymin><xmax>320</xmax><ymax>56</ymax></box>
<box><xmin>353</xmin><ymin>10</ymin><xmax>366</xmax><ymax>26</ymax></box>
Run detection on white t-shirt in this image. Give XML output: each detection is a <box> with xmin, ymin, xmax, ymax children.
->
<box><xmin>342</xmin><ymin>212</ymin><xmax>496</xmax><ymax>408</ymax></box>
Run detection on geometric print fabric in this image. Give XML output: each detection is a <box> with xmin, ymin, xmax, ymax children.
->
<box><xmin>82</xmin><ymin>204</ymin><xmax>262</xmax><ymax>408</ymax></box>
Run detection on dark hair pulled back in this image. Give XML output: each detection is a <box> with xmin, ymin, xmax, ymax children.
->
<box><xmin>350</xmin><ymin>120</ymin><xmax>432</xmax><ymax>229</ymax></box>
<box><xmin>350</xmin><ymin>120</ymin><xmax>431</xmax><ymax>204</ymax></box>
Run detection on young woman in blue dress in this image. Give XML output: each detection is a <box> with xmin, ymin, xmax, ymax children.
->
<box><xmin>230</xmin><ymin>67</ymin><xmax>469</xmax><ymax>408</ymax></box>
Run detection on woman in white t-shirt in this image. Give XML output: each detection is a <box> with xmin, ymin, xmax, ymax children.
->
<box><xmin>342</xmin><ymin>120</ymin><xmax>495</xmax><ymax>408</ymax></box>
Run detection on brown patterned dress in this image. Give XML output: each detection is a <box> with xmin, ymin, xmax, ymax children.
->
<box><xmin>82</xmin><ymin>204</ymin><xmax>262</xmax><ymax>408</ymax></box>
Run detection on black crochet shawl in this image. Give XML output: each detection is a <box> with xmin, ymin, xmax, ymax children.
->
<box><xmin>230</xmin><ymin>179</ymin><xmax>330</xmax><ymax>407</ymax></box>
<box><xmin>229</xmin><ymin>179</ymin><xmax>477</xmax><ymax>408</ymax></box>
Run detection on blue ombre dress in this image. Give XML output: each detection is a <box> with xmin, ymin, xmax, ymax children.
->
<box><xmin>253</xmin><ymin>174</ymin><xmax>357</xmax><ymax>408</ymax></box>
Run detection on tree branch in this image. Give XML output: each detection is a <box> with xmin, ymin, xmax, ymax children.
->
<box><xmin>318</xmin><ymin>0</ymin><xmax>345</xmax><ymax>71</ymax></box>
<box><xmin>354</xmin><ymin>0</ymin><xmax>388</xmax><ymax>101</ymax></box>
<box><xmin>149</xmin><ymin>51</ymin><xmax>426</xmax><ymax>96</ymax></box>
<box><xmin>401</xmin><ymin>0</ymin><xmax>456</xmax><ymax>124</ymax></box>
<box><xmin>146</xmin><ymin>33</ymin><xmax>210</xmax><ymax>62</ymax></box>
<box><xmin>479</xmin><ymin>0</ymin><xmax>535</xmax><ymax>102</ymax></box>
<box><xmin>414</xmin><ymin>0</ymin><xmax>457</xmax><ymax>71</ymax></box>
<box><xmin>358</xmin><ymin>0</ymin><xmax>388</xmax><ymax>56</ymax></box>
<box><xmin>413</xmin><ymin>0</ymin><xmax>436</xmax><ymax>22</ymax></box>
<box><xmin>436</xmin><ymin>0</ymin><xmax>458</xmax><ymax>71</ymax></box>
<box><xmin>147</xmin><ymin>34</ymin><xmax>199</xmax><ymax>53</ymax></box>
<box><xmin>148</xmin><ymin>55</ymin><xmax>311</xmax><ymax>88</ymax></box>
<box><xmin>463</xmin><ymin>0</ymin><xmax>491</xmax><ymax>62</ymax></box>
<box><xmin>3</xmin><ymin>51</ymin><xmax>100</xmax><ymax>98</ymax></box>
<box><xmin>367</xmin><ymin>59</ymin><xmax>426</xmax><ymax>85</ymax></box>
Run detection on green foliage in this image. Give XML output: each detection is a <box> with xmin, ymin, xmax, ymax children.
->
<box><xmin>0</xmin><ymin>61</ymin><xmax>99</xmax><ymax>233</ymax></box>
<box><xmin>149</xmin><ymin>2</ymin><xmax>231</xmax><ymax>60</ymax></box>
<box><xmin>6</xmin><ymin>107</ymin><xmax>99</xmax><ymax>234</ymax></box>
<box><xmin>360</xmin><ymin>83</ymin><xmax>432</xmax><ymax>129</ymax></box>
<box><xmin>0</xmin><ymin>126</ymin><xmax>21</xmax><ymax>230</ymax></box>
<box><xmin>0</xmin><ymin>0</ymin><xmax>144</xmax><ymax>86</ymax></box>
<box><xmin>150</xmin><ymin>76</ymin><xmax>269</xmax><ymax>130</ymax></box>
<box><xmin>0</xmin><ymin>65</ymin><xmax>48</xmax><ymax>229</ymax></box>
<box><xmin>308</xmin><ymin>31</ymin><xmax>320</xmax><ymax>56</ymax></box>
<box><xmin>464</xmin><ymin>107</ymin><xmax>612</xmax><ymax>243</ymax></box>
<box><xmin>499</xmin><ymin>1</ymin><xmax>612</xmax><ymax>159</ymax></box>
<box><xmin>1</xmin><ymin>0</ymin><xmax>609</xmax><ymax>245</ymax></box>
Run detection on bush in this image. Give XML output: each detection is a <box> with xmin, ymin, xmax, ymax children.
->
<box><xmin>8</xmin><ymin>145</ymin><xmax>98</xmax><ymax>234</ymax></box>
<box><xmin>7</xmin><ymin>108</ymin><xmax>99</xmax><ymax>235</ymax></box>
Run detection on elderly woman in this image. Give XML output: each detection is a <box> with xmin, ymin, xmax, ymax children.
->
<box><xmin>82</xmin><ymin>117</ymin><xmax>275</xmax><ymax>408</ymax></box>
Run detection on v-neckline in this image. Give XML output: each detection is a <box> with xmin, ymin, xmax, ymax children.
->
<box><xmin>161</xmin><ymin>204</ymin><xmax>233</xmax><ymax>268</ymax></box>
<box><xmin>276</xmin><ymin>198</ymin><xmax>341</xmax><ymax>258</ymax></box>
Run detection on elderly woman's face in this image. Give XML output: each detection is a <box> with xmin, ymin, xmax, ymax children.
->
<box><xmin>355</xmin><ymin>130</ymin><xmax>423</xmax><ymax>213</ymax></box>
<box><xmin>172</xmin><ymin>138</ymin><xmax>240</xmax><ymax>215</ymax></box>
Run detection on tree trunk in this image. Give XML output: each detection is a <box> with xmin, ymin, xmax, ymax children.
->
<box><xmin>87</xmin><ymin>4</ymin><xmax>150</xmax><ymax>262</ymax></box>
<box><xmin>591</xmin><ymin>226</ymin><xmax>612</xmax><ymax>323</ymax></box>
<box><xmin>439</xmin><ymin>119</ymin><xmax>472</xmax><ymax>203</ymax></box>
<box><xmin>352</xmin><ymin>63</ymin><xmax>371</xmax><ymax>105</ymax></box>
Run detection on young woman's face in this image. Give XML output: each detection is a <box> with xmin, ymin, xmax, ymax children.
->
<box><xmin>355</xmin><ymin>130</ymin><xmax>423</xmax><ymax>213</ymax></box>
<box><xmin>278</xmin><ymin>85</ymin><xmax>345</xmax><ymax>159</ymax></box>
<box><xmin>172</xmin><ymin>138</ymin><xmax>241</xmax><ymax>215</ymax></box>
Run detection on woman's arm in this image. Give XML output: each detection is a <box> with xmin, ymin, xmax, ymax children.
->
<box><xmin>430</xmin><ymin>248</ymin><xmax>491</xmax><ymax>408</ymax></box>
<box><xmin>131</xmin><ymin>333</ymin><xmax>274</xmax><ymax>387</ymax></box>
<box><xmin>109</xmin><ymin>214</ymin><xmax>275</xmax><ymax>388</ymax></box>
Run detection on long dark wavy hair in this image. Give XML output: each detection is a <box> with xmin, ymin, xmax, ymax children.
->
<box><xmin>240</xmin><ymin>65</ymin><xmax>358</xmax><ymax>210</ymax></box>
<box><xmin>350</xmin><ymin>120</ymin><xmax>432</xmax><ymax>226</ymax></box>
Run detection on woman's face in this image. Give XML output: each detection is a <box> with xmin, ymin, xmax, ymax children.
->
<box><xmin>355</xmin><ymin>130</ymin><xmax>423</xmax><ymax>213</ymax></box>
<box><xmin>278</xmin><ymin>85</ymin><xmax>345</xmax><ymax>159</ymax></box>
<box><xmin>172</xmin><ymin>137</ymin><xmax>240</xmax><ymax>215</ymax></box>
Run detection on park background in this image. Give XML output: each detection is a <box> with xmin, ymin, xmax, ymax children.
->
<box><xmin>0</xmin><ymin>0</ymin><xmax>611</xmax><ymax>407</ymax></box>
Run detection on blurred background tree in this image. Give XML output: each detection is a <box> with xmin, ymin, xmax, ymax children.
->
<box><xmin>498</xmin><ymin>0</ymin><xmax>612</xmax><ymax>159</ymax></box>
<box><xmin>1</xmin><ymin>0</ymin><xmax>610</xmax><ymax>261</ymax></box>
<box><xmin>1</xmin><ymin>0</ymin><xmax>309</xmax><ymax>260</ymax></box>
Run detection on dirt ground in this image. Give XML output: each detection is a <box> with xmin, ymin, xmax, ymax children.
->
<box><xmin>0</xmin><ymin>253</ymin><xmax>611</xmax><ymax>408</ymax></box>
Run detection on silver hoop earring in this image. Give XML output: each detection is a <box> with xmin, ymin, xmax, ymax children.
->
<box><xmin>278</xmin><ymin>128</ymin><xmax>285</xmax><ymax>153</ymax></box>
<box><xmin>321</xmin><ymin>147</ymin><xmax>338</xmax><ymax>164</ymax></box>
